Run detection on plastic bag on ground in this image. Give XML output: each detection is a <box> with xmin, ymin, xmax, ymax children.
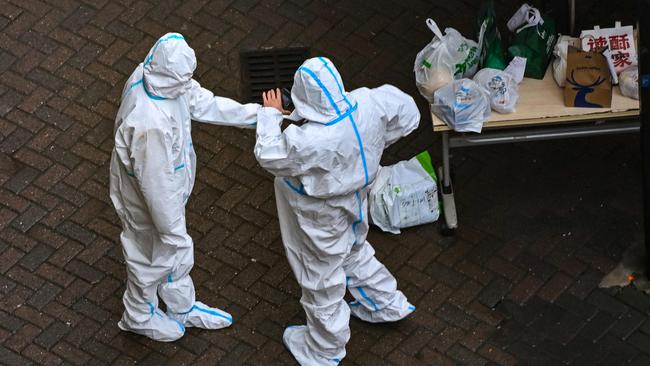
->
<box><xmin>431</xmin><ymin>78</ymin><xmax>491</xmax><ymax>133</ymax></box>
<box><xmin>414</xmin><ymin>19</ymin><xmax>480</xmax><ymax>102</ymax></box>
<box><xmin>369</xmin><ymin>151</ymin><xmax>439</xmax><ymax>234</ymax></box>
<box><xmin>619</xmin><ymin>66</ymin><xmax>638</xmax><ymax>99</ymax></box>
<box><xmin>552</xmin><ymin>36</ymin><xmax>580</xmax><ymax>87</ymax></box>
<box><xmin>473</xmin><ymin>68</ymin><xmax>519</xmax><ymax>114</ymax></box>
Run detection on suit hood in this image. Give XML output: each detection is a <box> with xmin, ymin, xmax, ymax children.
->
<box><xmin>143</xmin><ymin>33</ymin><xmax>196</xmax><ymax>99</ymax></box>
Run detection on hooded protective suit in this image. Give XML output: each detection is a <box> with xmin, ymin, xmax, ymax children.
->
<box><xmin>109</xmin><ymin>33</ymin><xmax>259</xmax><ymax>341</ymax></box>
<box><xmin>255</xmin><ymin>57</ymin><xmax>419</xmax><ymax>365</ymax></box>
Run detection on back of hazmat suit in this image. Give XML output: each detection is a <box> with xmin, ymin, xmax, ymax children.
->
<box><xmin>255</xmin><ymin>57</ymin><xmax>419</xmax><ymax>365</ymax></box>
<box><xmin>109</xmin><ymin>33</ymin><xmax>259</xmax><ymax>342</ymax></box>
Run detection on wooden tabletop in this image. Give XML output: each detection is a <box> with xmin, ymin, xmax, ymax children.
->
<box><xmin>431</xmin><ymin>68</ymin><xmax>640</xmax><ymax>132</ymax></box>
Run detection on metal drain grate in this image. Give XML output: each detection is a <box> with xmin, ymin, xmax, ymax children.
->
<box><xmin>240</xmin><ymin>47</ymin><xmax>310</xmax><ymax>103</ymax></box>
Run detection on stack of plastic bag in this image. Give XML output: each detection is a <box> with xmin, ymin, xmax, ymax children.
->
<box><xmin>369</xmin><ymin>151</ymin><xmax>439</xmax><ymax>234</ymax></box>
<box><xmin>431</xmin><ymin>78</ymin><xmax>491</xmax><ymax>133</ymax></box>
<box><xmin>414</xmin><ymin>18</ymin><xmax>480</xmax><ymax>102</ymax></box>
<box><xmin>473</xmin><ymin>68</ymin><xmax>519</xmax><ymax>113</ymax></box>
<box><xmin>619</xmin><ymin>66</ymin><xmax>638</xmax><ymax>99</ymax></box>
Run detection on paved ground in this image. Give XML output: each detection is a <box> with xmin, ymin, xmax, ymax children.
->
<box><xmin>0</xmin><ymin>0</ymin><xmax>647</xmax><ymax>365</ymax></box>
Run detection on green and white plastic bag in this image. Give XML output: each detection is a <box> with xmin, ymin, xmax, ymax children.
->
<box><xmin>369</xmin><ymin>151</ymin><xmax>440</xmax><ymax>234</ymax></box>
<box><xmin>476</xmin><ymin>0</ymin><xmax>507</xmax><ymax>70</ymax></box>
<box><xmin>414</xmin><ymin>18</ymin><xmax>480</xmax><ymax>102</ymax></box>
<box><xmin>506</xmin><ymin>4</ymin><xmax>557</xmax><ymax>80</ymax></box>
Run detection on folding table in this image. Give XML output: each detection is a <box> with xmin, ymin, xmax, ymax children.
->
<box><xmin>430</xmin><ymin>68</ymin><xmax>640</xmax><ymax>232</ymax></box>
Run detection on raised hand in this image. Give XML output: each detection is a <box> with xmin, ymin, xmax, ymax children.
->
<box><xmin>263</xmin><ymin>88</ymin><xmax>290</xmax><ymax>115</ymax></box>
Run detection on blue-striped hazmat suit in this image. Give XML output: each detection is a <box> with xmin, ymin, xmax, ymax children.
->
<box><xmin>109</xmin><ymin>33</ymin><xmax>260</xmax><ymax>342</ymax></box>
<box><xmin>254</xmin><ymin>57</ymin><xmax>419</xmax><ymax>365</ymax></box>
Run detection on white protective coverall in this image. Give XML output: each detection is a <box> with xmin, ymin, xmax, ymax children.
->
<box><xmin>255</xmin><ymin>57</ymin><xmax>420</xmax><ymax>365</ymax></box>
<box><xmin>109</xmin><ymin>33</ymin><xmax>259</xmax><ymax>341</ymax></box>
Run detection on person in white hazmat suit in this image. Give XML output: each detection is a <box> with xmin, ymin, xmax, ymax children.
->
<box><xmin>109</xmin><ymin>33</ymin><xmax>260</xmax><ymax>342</ymax></box>
<box><xmin>255</xmin><ymin>57</ymin><xmax>419</xmax><ymax>365</ymax></box>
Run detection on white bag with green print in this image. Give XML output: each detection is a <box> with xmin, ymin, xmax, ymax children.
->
<box><xmin>369</xmin><ymin>151</ymin><xmax>440</xmax><ymax>234</ymax></box>
<box><xmin>414</xmin><ymin>18</ymin><xmax>480</xmax><ymax>103</ymax></box>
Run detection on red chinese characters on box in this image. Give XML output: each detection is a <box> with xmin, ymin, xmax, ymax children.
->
<box><xmin>581</xmin><ymin>22</ymin><xmax>637</xmax><ymax>74</ymax></box>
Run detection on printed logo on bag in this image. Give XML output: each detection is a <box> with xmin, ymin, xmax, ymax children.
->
<box><xmin>453</xmin><ymin>85</ymin><xmax>475</xmax><ymax>111</ymax></box>
<box><xmin>454</xmin><ymin>43</ymin><xmax>478</xmax><ymax>77</ymax></box>
<box><xmin>487</xmin><ymin>76</ymin><xmax>508</xmax><ymax>105</ymax></box>
<box><xmin>566</xmin><ymin>70</ymin><xmax>607</xmax><ymax>108</ymax></box>
<box><xmin>545</xmin><ymin>33</ymin><xmax>557</xmax><ymax>54</ymax></box>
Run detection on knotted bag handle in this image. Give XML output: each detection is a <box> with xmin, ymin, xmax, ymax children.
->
<box><xmin>425</xmin><ymin>18</ymin><xmax>445</xmax><ymax>40</ymax></box>
<box><xmin>516</xmin><ymin>7</ymin><xmax>544</xmax><ymax>33</ymax></box>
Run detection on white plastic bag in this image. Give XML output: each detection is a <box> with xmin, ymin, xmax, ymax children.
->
<box><xmin>473</xmin><ymin>68</ymin><xmax>519</xmax><ymax>114</ymax></box>
<box><xmin>369</xmin><ymin>151</ymin><xmax>439</xmax><ymax>234</ymax></box>
<box><xmin>431</xmin><ymin>78</ymin><xmax>491</xmax><ymax>133</ymax></box>
<box><xmin>414</xmin><ymin>19</ymin><xmax>480</xmax><ymax>102</ymax></box>
<box><xmin>504</xmin><ymin>56</ymin><xmax>527</xmax><ymax>84</ymax></box>
<box><xmin>507</xmin><ymin>4</ymin><xmax>542</xmax><ymax>32</ymax></box>
<box><xmin>619</xmin><ymin>66</ymin><xmax>638</xmax><ymax>99</ymax></box>
<box><xmin>552</xmin><ymin>35</ymin><xmax>579</xmax><ymax>87</ymax></box>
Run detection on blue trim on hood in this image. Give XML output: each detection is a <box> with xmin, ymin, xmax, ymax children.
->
<box><xmin>144</xmin><ymin>34</ymin><xmax>185</xmax><ymax>67</ymax></box>
<box><xmin>142</xmin><ymin>78</ymin><xmax>167</xmax><ymax>100</ymax></box>
<box><xmin>318</xmin><ymin>57</ymin><xmax>353</xmax><ymax>109</ymax></box>
<box><xmin>298</xmin><ymin>66</ymin><xmax>341</xmax><ymax>116</ymax></box>
<box><xmin>298</xmin><ymin>62</ymin><xmax>370</xmax><ymax>187</ymax></box>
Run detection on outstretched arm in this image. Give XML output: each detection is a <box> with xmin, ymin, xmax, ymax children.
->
<box><xmin>189</xmin><ymin>80</ymin><xmax>260</xmax><ymax>128</ymax></box>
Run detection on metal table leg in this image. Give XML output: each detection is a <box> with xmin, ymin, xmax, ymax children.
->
<box><xmin>440</xmin><ymin>131</ymin><xmax>457</xmax><ymax>232</ymax></box>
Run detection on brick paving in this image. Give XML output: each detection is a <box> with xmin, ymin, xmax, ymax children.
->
<box><xmin>0</xmin><ymin>0</ymin><xmax>646</xmax><ymax>365</ymax></box>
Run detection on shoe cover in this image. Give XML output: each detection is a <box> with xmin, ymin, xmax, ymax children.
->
<box><xmin>283</xmin><ymin>325</ymin><xmax>342</xmax><ymax>366</ymax></box>
<box><xmin>348</xmin><ymin>292</ymin><xmax>415</xmax><ymax>323</ymax></box>
<box><xmin>118</xmin><ymin>308</ymin><xmax>185</xmax><ymax>342</ymax></box>
<box><xmin>168</xmin><ymin>301</ymin><xmax>233</xmax><ymax>329</ymax></box>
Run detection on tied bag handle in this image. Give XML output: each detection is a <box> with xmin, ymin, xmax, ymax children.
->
<box><xmin>515</xmin><ymin>7</ymin><xmax>544</xmax><ymax>34</ymax></box>
<box><xmin>426</xmin><ymin>18</ymin><xmax>445</xmax><ymax>41</ymax></box>
<box><xmin>421</xmin><ymin>18</ymin><xmax>446</xmax><ymax>69</ymax></box>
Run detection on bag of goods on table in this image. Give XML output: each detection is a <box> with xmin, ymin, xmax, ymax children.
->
<box><xmin>564</xmin><ymin>46</ymin><xmax>612</xmax><ymax>108</ymax></box>
<box><xmin>369</xmin><ymin>151</ymin><xmax>439</xmax><ymax>234</ymax></box>
<box><xmin>504</xmin><ymin>56</ymin><xmax>527</xmax><ymax>84</ymax></box>
<box><xmin>414</xmin><ymin>18</ymin><xmax>480</xmax><ymax>102</ymax></box>
<box><xmin>552</xmin><ymin>36</ymin><xmax>580</xmax><ymax>87</ymax></box>
<box><xmin>506</xmin><ymin>4</ymin><xmax>557</xmax><ymax>79</ymax></box>
<box><xmin>432</xmin><ymin>78</ymin><xmax>491</xmax><ymax>133</ymax></box>
<box><xmin>619</xmin><ymin>66</ymin><xmax>638</xmax><ymax>100</ymax></box>
<box><xmin>473</xmin><ymin>68</ymin><xmax>519</xmax><ymax>113</ymax></box>
<box><xmin>580</xmin><ymin>22</ymin><xmax>637</xmax><ymax>76</ymax></box>
<box><xmin>476</xmin><ymin>0</ymin><xmax>506</xmax><ymax>70</ymax></box>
